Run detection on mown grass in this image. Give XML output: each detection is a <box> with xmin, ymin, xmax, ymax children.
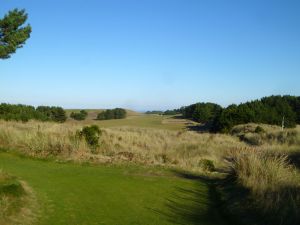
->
<box><xmin>0</xmin><ymin>152</ymin><xmax>227</xmax><ymax>225</ymax></box>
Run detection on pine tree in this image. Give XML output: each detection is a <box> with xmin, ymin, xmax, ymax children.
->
<box><xmin>0</xmin><ymin>9</ymin><xmax>31</xmax><ymax>59</ymax></box>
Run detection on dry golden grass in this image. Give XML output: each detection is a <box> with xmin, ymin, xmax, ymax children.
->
<box><xmin>229</xmin><ymin>149</ymin><xmax>300</xmax><ymax>224</ymax></box>
<box><xmin>232</xmin><ymin>123</ymin><xmax>300</xmax><ymax>146</ymax></box>
<box><xmin>0</xmin><ymin>120</ymin><xmax>245</xmax><ymax>172</ymax></box>
<box><xmin>232</xmin><ymin>149</ymin><xmax>299</xmax><ymax>196</ymax></box>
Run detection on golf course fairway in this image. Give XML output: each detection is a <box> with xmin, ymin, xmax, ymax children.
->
<box><xmin>0</xmin><ymin>152</ymin><xmax>227</xmax><ymax>225</ymax></box>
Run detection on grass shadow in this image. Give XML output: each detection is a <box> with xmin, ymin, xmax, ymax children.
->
<box><xmin>215</xmin><ymin>171</ymin><xmax>300</xmax><ymax>225</ymax></box>
<box><xmin>287</xmin><ymin>151</ymin><xmax>300</xmax><ymax>169</ymax></box>
<box><xmin>186</xmin><ymin>123</ymin><xmax>212</xmax><ymax>133</ymax></box>
<box><xmin>149</xmin><ymin>170</ymin><xmax>230</xmax><ymax>225</ymax></box>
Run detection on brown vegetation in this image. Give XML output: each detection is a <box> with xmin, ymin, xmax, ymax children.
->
<box><xmin>0</xmin><ymin>171</ymin><xmax>38</xmax><ymax>225</ymax></box>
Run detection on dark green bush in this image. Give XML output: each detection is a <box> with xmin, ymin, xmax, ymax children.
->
<box><xmin>199</xmin><ymin>159</ymin><xmax>215</xmax><ymax>172</ymax></box>
<box><xmin>97</xmin><ymin>108</ymin><xmax>126</xmax><ymax>120</ymax></box>
<box><xmin>255</xmin><ymin>126</ymin><xmax>265</xmax><ymax>133</ymax></box>
<box><xmin>78</xmin><ymin>125</ymin><xmax>101</xmax><ymax>149</ymax></box>
<box><xmin>70</xmin><ymin>110</ymin><xmax>88</xmax><ymax>121</ymax></box>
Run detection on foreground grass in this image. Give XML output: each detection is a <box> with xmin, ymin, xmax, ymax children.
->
<box><xmin>0</xmin><ymin>152</ymin><xmax>227</xmax><ymax>225</ymax></box>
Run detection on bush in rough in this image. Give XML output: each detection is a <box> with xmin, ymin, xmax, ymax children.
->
<box><xmin>78</xmin><ymin>125</ymin><xmax>101</xmax><ymax>149</ymax></box>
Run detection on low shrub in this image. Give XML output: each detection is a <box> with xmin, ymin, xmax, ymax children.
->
<box><xmin>70</xmin><ymin>110</ymin><xmax>88</xmax><ymax>121</ymax></box>
<box><xmin>255</xmin><ymin>126</ymin><xmax>265</xmax><ymax>133</ymax></box>
<box><xmin>78</xmin><ymin>125</ymin><xmax>102</xmax><ymax>149</ymax></box>
<box><xmin>198</xmin><ymin>159</ymin><xmax>215</xmax><ymax>172</ymax></box>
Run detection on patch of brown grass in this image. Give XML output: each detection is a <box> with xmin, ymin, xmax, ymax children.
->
<box><xmin>0</xmin><ymin>171</ymin><xmax>38</xmax><ymax>225</ymax></box>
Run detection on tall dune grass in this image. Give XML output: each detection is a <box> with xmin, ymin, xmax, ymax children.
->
<box><xmin>229</xmin><ymin>148</ymin><xmax>300</xmax><ymax>224</ymax></box>
<box><xmin>232</xmin><ymin>123</ymin><xmax>300</xmax><ymax>146</ymax></box>
<box><xmin>0</xmin><ymin>121</ymin><xmax>245</xmax><ymax>172</ymax></box>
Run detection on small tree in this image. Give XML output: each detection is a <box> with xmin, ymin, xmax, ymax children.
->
<box><xmin>0</xmin><ymin>9</ymin><xmax>31</xmax><ymax>59</ymax></box>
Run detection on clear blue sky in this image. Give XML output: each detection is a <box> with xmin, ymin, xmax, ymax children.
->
<box><xmin>1</xmin><ymin>0</ymin><xmax>300</xmax><ymax>111</ymax></box>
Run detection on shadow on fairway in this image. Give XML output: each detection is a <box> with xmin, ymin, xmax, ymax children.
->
<box><xmin>150</xmin><ymin>171</ymin><xmax>228</xmax><ymax>225</ymax></box>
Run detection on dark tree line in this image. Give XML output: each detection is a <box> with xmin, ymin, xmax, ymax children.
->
<box><xmin>163</xmin><ymin>109</ymin><xmax>181</xmax><ymax>115</ymax></box>
<box><xmin>180</xmin><ymin>95</ymin><xmax>300</xmax><ymax>133</ymax></box>
<box><xmin>0</xmin><ymin>103</ymin><xmax>67</xmax><ymax>122</ymax></box>
<box><xmin>145</xmin><ymin>109</ymin><xmax>181</xmax><ymax>115</ymax></box>
<box><xmin>70</xmin><ymin>110</ymin><xmax>88</xmax><ymax>121</ymax></box>
<box><xmin>97</xmin><ymin>108</ymin><xmax>127</xmax><ymax>120</ymax></box>
<box><xmin>145</xmin><ymin>111</ymin><xmax>164</xmax><ymax>115</ymax></box>
<box><xmin>182</xmin><ymin>103</ymin><xmax>222</xmax><ymax>123</ymax></box>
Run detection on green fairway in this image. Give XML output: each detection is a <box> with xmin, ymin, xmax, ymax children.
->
<box><xmin>66</xmin><ymin>114</ymin><xmax>192</xmax><ymax>131</ymax></box>
<box><xmin>93</xmin><ymin>115</ymin><xmax>187</xmax><ymax>130</ymax></box>
<box><xmin>0</xmin><ymin>152</ymin><xmax>227</xmax><ymax>225</ymax></box>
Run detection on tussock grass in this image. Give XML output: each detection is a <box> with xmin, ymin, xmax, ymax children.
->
<box><xmin>232</xmin><ymin>123</ymin><xmax>300</xmax><ymax>146</ymax></box>
<box><xmin>228</xmin><ymin>148</ymin><xmax>300</xmax><ymax>224</ymax></box>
